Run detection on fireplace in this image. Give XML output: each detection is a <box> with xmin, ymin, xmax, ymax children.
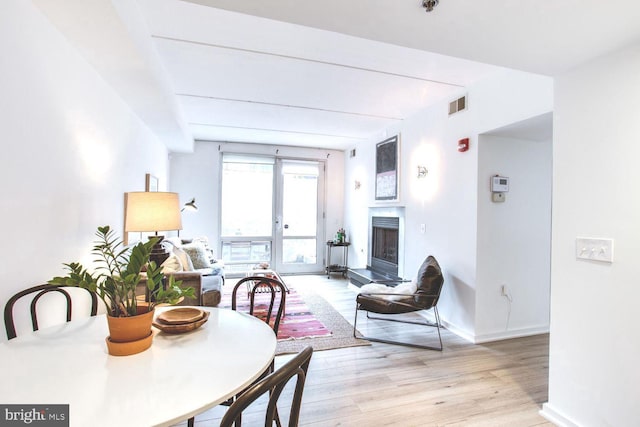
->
<box><xmin>347</xmin><ymin>207</ymin><xmax>405</xmax><ymax>287</ymax></box>
<box><xmin>370</xmin><ymin>216</ymin><xmax>399</xmax><ymax>277</ymax></box>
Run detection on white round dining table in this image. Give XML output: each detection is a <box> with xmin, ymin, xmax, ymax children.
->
<box><xmin>0</xmin><ymin>307</ymin><xmax>277</xmax><ymax>426</ymax></box>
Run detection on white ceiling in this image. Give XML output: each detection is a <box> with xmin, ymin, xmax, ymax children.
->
<box><xmin>183</xmin><ymin>0</ymin><xmax>640</xmax><ymax>76</ymax></box>
<box><xmin>34</xmin><ymin>0</ymin><xmax>640</xmax><ymax>152</ymax></box>
<box><xmin>135</xmin><ymin>0</ymin><xmax>504</xmax><ymax>150</ymax></box>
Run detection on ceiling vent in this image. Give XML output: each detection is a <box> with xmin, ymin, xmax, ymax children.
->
<box><xmin>448</xmin><ymin>96</ymin><xmax>467</xmax><ymax>116</ymax></box>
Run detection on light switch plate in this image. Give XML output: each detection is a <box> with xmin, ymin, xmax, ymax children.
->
<box><xmin>576</xmin><ymin>238</ymin><xmax>614</xmax><ymax>263</ymax></box>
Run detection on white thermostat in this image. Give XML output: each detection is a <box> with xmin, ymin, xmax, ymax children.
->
<box><xmin>491</xmin><ymin>175</ymin><xmax>509</xmax><ymax>192</ymax></box>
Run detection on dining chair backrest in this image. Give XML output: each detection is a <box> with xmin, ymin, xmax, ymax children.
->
<box><xmin>4</xmin><ymin>284</ymin><xmax>99</xmax><ymax>340</ymax></box>
<box><xmin>219</xmin><ymin>346</ymin><xmax>313</xmax><ymax>427</ymax></box>
<box><xmin>186</xmin><ymin>277</ymin><xmax>288</xmax><ymax>427</ymax></box>
<box><xmin>231</xmin><ymin>276</ymin><xmax>287</xmax><ymax>335</ymax></box>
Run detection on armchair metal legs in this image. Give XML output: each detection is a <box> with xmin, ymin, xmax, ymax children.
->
<box><xmin>353</xmin><ymin>303</ymin><xmax>443</xmax><ymax>351</ymax></box>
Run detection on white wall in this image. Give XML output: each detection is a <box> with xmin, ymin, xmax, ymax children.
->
<box><xmin>476</xmin><ymin>134</ymin><xmax>552</xmax><ymax>341</ymax></box>
<box><xmin>170</xmin><ymin>141</ymin><xmax>345</xmax><ymax>263</ymax></box>
<box><xmin>344</xmin><ymin>69</ymin><xmax>553</xmax><ymax>340</ymax></box>
<box><xmin>0</xmin><ymin>0</ymin><xmax>169</xmax><ymax>339</ymax></box>
<box><xmin>169</xmin><ymin>142</ymin><xmax>221</xmax><ymax>244</ymax></box>
<box><xmin>542</xmin><ymin>42</ymin><xmax>640</xmax><ymax>426</ymax></box>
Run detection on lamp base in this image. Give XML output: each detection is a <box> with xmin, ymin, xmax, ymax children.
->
<box><xmin>149</xmin><ymin>235</ymin><xmax>170</xmax><ymax>267</ymax></box>
<box><xmin>146</xmin><ymin>236</ymin><xmax>169</xmax><ymax>302</ymax></box>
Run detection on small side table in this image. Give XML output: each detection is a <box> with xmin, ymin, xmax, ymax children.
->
<box><xmin>326</xmin><ymin>241</ymin><xmax>350</xmax><ymax>278</ymax></box>
<box><xmin>245</xmin><ymin>267</ymin><xmax>289</xmax><ymax>318</ymax></box>
<box><xmin>245</xmin><ymin>268</ymin><xmax>290</xmax><ymax>295</ymax></box>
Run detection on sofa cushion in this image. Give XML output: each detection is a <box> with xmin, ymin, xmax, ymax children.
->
<box><xmin>161</xmin><ymin>254</ymin><xmax>183</xmax><ymax>273</ymax></box>
<box><xmin>190</xmin><ymin>236</ymin><xmax>217</xmax><ymax>262</ymax></box>
<box><xmin>173</xmin><ymin>247</ymin><xmax>194</xmax><ymax>271</ymax></box>
<box><xmin>182</xmin><ymin>242</ymin><xmax>212</xmax><ymax>269</ymax></box>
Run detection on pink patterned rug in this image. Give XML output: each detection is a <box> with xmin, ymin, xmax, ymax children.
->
<box><xmin>219</xmin><ymin>284</ymin><xmax>332</xmax><ymax>341</ymax></box>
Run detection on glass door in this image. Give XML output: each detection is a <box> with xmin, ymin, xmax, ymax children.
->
<box><xmin>220</xmin><ymin>155</ymin><xmax>325</xmax><ymax>276</ymax></box>
<box><xmin>220</xmin><ymin>154</ymin><xmax>275</xmax><ymax>275</ymax></box>
<box><xmin>275</xmin><ymin>159</ymin><xmax>325</xmax><ymax>274</ymax></box>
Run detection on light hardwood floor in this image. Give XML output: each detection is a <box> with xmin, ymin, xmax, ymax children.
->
<box><xmin>184</xmin><ymin>275</ymin><xmax>551</xmax><ymax>426</ymax></box>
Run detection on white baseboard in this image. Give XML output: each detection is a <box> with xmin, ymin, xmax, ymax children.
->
<box><xmin>473</xmin><ymin>325</ymin><xmax>549</xmax><ymax>343</ymax></box>
<box><xmin>440</xmin><ymin>320</ymin><xmax>476</xmax><ymax>343</ymax></box>
<box><xmin>373</xmin><ymin>309</ymin><xmax>549</xmax><ymax>344</ymax></box>
<box><xmin>539</xmin><ymin>403</ymin><xmax>579</xmax><ymax>427</ymax></box>
<box><xmin>439</xmin><ymin>319</ymin><xmax>549</xmax><ymax>344</ymax></box>
<box><xmin>416</xmin><ymin>313</ymin><xmax>478</xmax><ymax>343</ymax></box>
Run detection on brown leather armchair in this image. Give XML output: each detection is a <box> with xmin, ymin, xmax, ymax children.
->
<box><xmin>354</xmin><ymin>255</ymin><xmax>444</xmax><ymax>351</ymax></box>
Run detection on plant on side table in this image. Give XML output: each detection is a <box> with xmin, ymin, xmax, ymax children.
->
<box><xmin>50</xmin><ymin>225</ymin><xmax>195</xmax><ymax>356</ymax></box>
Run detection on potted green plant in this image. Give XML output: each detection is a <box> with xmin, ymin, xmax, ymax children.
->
<box><xmin>50</xmin><ymin>225</ymin><xmax>195</xmax><ymax>355</ymax></box>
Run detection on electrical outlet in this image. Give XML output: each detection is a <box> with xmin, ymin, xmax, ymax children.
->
<box><xmin>420</xmin><ymin>224</ymin><xmax>426</xmax><ymax>234</ymax></box>
<box><xmin>501</xmin><ymin>285</ymin><xmax>507</xmax><ymax>296</ymax></box>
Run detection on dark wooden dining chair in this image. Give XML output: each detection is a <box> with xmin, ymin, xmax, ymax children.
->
<box><xmin>4</xmin><ymin>284</ymin><xmax>99</xmax><ymax>340</ymax></box>
<box><xmin>188</xmin><ymin>276</ymin><xmax>288</xmax><ymax>427</ymax></box>
<box><xmin>220</xmin><ymin>346</ymin><xmax>313</xmax><ymax>427</ymax></box>
<box><xmin>354</xmin><ymin>255</ymin><xmax>445</xmax><ymax>351</ymax></box>
<box><xmin>231</xmin><ymin>276</ymin><xmax>288</xmax><ymax>335</ymax></box>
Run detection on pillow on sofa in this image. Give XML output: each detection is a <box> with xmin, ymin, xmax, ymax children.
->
<box><xmin>173</xmin><ymin>247</ymin><xmax>194</xmax><ymax>271</ymax></box>
<box><xmin>192</xmin><ymin>236</ymin><xmax>217</xmax><ymax>263</ymax></box>
<box><xmin>182</xmin><ymin>242</ymin><xmax>212</xmax><ymax>270</ymax></box>
<box><xmin>161</xmin><ymin>254</ymin><xmax>183</xmax><ymax>273</ymax></box>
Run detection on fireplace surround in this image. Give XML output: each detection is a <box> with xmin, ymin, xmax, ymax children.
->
<box><xmin>347</xmin><ymin>206</ymin><xmax>406</xmax><ymax>287</ymax></box>
<box><xmin>371</xmin><ymin>216</ymin><xmax>400</xmax><ymax>277</ymax></box>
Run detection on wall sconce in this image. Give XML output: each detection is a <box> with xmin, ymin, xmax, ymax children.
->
<box><xmin>181</xmin><ymin>197</ymin><xmax>198</xmax><ymax>212</ymax></box>
<box><xmin>417</xmin><ymin>166</ymin><xmax>428</xmax><ymax>179</ymax></box>
<box><xmin>354</xmin><ymin>180</ymin><xmax>361</xmax><ymax>190</ymax></box>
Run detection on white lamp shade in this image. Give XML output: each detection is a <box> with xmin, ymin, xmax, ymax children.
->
<box><xmin>124</xmin><ymin>192</ymin><xmax>182</xmax><ymax>232</ymax></box>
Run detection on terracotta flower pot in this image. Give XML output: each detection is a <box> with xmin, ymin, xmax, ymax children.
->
<box><xmin>105</xmin><ymin>332</ymin><xmax>153</xmax><ymax>357</ymax></box>
<box><xmin>105</xmin><ymin>307</ymin><xmax>155</xmax><ymax>356</ymax></box>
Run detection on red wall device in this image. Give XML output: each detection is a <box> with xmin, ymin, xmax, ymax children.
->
<box><xmin>458</xmin><ymin>138</ymin><xmax>469</xmax><ymax>152</ymax></box>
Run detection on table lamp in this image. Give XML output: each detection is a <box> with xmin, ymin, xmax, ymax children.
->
<box><xmin>124</xmin><ymin>191</ymin><xmax>182</xmax><ymax>267</ymax></box>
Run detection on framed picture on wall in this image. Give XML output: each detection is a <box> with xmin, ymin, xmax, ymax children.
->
<box><xmin>145</xmin><ymin>173</ymin><xmax>159</xmax><ymax>192</ymax></box>
<box><xmin>375</xmin><ymin>135</ymin><xmax>399</xmax><ymax>201</ymax></box>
